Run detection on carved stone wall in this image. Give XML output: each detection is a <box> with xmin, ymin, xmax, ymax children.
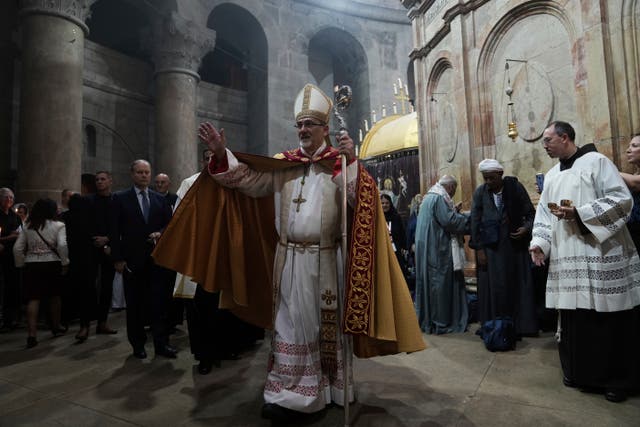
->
<box><xmin>405</xmin><ymin>0</ymin><xmax>640</xmax><ymax>206</ymax></box>
<box><xmin>3</xmin><ymin>0</ymin><xmax>413</xmax><ymax>196</ymax></box>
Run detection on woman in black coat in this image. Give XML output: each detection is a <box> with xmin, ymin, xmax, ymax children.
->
<box><xmin>381</xmin><ymin>193</ymin><xmax>407</xmax><ymax>273</ymax></box>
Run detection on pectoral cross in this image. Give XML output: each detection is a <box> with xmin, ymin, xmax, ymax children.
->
<box><xmin>292</xmin><ymin>194</ymin><xmax>306</xmax><ymax>212</ymax></box>
<box><xmin>292</xmin><ymin>165</ymin><xmax>310</xmax><ymax>213</ymax></box>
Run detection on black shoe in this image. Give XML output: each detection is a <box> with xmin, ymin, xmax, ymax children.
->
<box><xmin>75</xmin><ymin>328</ymin><xmax>89</xmax><ymax>342</ymax></box>
<box><xmin>133</xmin><ymin>348</ymin><xmax>147</xmax><ymax>359</ymax></box>
<box><xmin>155</xmin><ymin>344</ymin><xmax>177</xmax><ymax>359</ymax></box>
<box><xmin>51</xmin><ymin>326</ymin><xmax>68</xmax><ymax>337</ymax></box>
<box><xmin>197</xmin><ymin>360</ymin><xmax>213</xmax><ymax>375</ymax></box>
<box><xmin>96</xmin><ymin>326</ymin><xmax>118</xmax><ymax>335</ymax></box>
<box><xmin>26</xmin><ymin>336</ymin><xmax>38</xmax><ymax>349</ymax></box>
<box><xmin>563</xmin><ymin>376</ymin><xmax>577</xmax><ymax>388</ymax></box>
<box><xmin>223</xmin><ymin>351</ymin><xmax>241</xmax><ymax>360</ymax></box>
<box><xmin>605</xmin><ymin>389</ymin><xmax>627</xmax><ymax>403</ymax></box>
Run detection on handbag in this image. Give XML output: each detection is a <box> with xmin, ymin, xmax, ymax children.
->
<box><xmin>35</xmin><ymin>229</ymin><xmax>60</xmax><ymax>258</ymax></box>
<box><xmin>479</xmin><ymin>219</ymin><xmax>500</xmax><ymax>246</ymax></box>
<box><xmin>34</xmin><ymin>229</ymin><xmax>66</xmax><ymax>275</ymax></box>
<box><xmin>477</xmin><ymin>317</ymin><xmax>516</xmax><ymax>352</ymax></box>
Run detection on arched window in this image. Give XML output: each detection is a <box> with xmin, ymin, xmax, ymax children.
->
<box><xmin>85</xmin><ymin>124</ymin><xmax>97</xmax><ymax>157</ymax></box>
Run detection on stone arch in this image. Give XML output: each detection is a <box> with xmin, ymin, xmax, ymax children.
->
<box><xmin>85</xmin><ymin>124</ymin><xmax>97</xmax><ymax>158</ymax></box>
<box><xmin>81</xmin><ymin>117</ymin><xmax>137</xmax><ymax>190</ymax></box>
<box><xmin>307</xmin><ymin>27</ymin><xmax>369</xmax><ymax>137</ymax></box>
<box><xmin>87</xmin><ymin>0</ymin><xmax>152</xmax><ymax>61</ymax></box>
<box><xmin>476</xmin><ymin>1</ymin><xmax>577</xmax><ymax>152</ymax></box>
<box><xmin>426</xmin><ymin>57</ymin><xmax>459</xmax><ymax>181</ymax></box>
<box><xmin>204</xmin><ymin>3</ymin><xmax>268</xmax><ymax>154</ymax></box>
<box><xmin>84</xmin><ymin>0</ymin><xmax>154</xmax><ymax>186</ymax></box>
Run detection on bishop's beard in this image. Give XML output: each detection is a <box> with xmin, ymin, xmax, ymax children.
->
<box><xmin>299</xmin><ymin>137</ymin><xmax>313</xmax><ymax>149</ymax></box>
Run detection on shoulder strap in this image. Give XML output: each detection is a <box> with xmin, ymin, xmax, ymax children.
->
<box><xmin>35</xmin><ymin>228</ymin><xmax>60</xmax><ymax>259</ymax></box>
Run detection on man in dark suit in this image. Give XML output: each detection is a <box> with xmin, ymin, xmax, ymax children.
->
<box><xmin>110</xmin><ymin>160</ymin><xmax>174</xmax><ymax>359</ymax></box>
<box><xmin>154</xmin><ymin>173</ymin><xmax>178</xmax><ymax>210</ymax></box>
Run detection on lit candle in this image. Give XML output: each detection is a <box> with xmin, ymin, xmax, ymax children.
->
<box><xmin>371</xmin><ymin>110</ymin><xmax>377</xmax><ymax>123</ymax></box>
<box><xmin>364</xmin><ymin>119</ymin><xmax>369</xmax><ymax>132</ymax></box>
<box><xmin>398</xmin><ymin>78</ymin><xmax>403</xmax><ymax>89</ymax></box>
<box><xmin>393</xmin><ymin>83</ymin><xmax>398</xmax><ymax>95</ymax></box>
<box><xmin>359</xmin><ymin>129</ymin><xmax>363</xmax><ymax>143</ymax></box>
<box><xmin>393</xmin><ymin>103</ymin><xmax>398</xmax><ymax>115</ymax></box>
<box><xmin>382</xmin><ymin>105</ymin><xmax>386</xmax><ymax>117</ymax></box>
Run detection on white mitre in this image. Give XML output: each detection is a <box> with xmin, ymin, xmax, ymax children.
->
<box><xmin>294</xmin><ymin>83</ymin><xmax>333</xmax><ymax>124</ymax></box>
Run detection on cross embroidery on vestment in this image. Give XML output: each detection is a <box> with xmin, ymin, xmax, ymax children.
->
<box><xmin>321</xmin><ymin>289</ymin><xmax>337</xmax><ymax>306</ymax></box>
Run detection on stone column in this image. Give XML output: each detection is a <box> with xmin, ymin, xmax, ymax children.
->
<box><xmin>152</xmin><ymin>13</ymin><xmax>214</xmax><ymax>189</ymax></box>
<box><xmin>17</xmin><ymin>0</ymin><xmax>96</xmax><ymax>203</ymax></box>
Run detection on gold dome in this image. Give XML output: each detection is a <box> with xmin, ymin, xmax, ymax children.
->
<box><xmin>359</xmin><ymin>112</ymin><xmax>418</xmax><ymax>159</ymax></box>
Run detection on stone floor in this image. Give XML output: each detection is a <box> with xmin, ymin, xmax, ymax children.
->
<box><xmin>0</xmin><ymin>311</ymin><xmax>638</xmax><ymax>426</ymax></box>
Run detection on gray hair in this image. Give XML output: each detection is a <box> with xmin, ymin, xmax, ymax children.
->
<box><xmin>438</xmin><ymin>175</ymin><xmax>457</xmax><ymax>185</ymax></box>
<box><xmin>130</xmin><ymin>159</ymin><xmax>151</xmax><ymax>172</ymax></box>
<box><xmin>0</xmin><ymin>187</ymin><xmax>15</xmax><ymax>198</ymax></box>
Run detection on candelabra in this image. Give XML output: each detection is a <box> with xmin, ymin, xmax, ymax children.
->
<box><xmin>393</xmin><ymin>78</ymin><xmax>410</xmax><ymax>115</ymax></box>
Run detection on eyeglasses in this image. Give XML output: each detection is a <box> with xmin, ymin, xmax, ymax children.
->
<box><xmin>294</xmin><ymin>120</ymin><xmax>325</xmax><ymax>129</ymax></box>
<box><xmin>542</xmin><ymin>133</ymin><xmax>564</xmax><ymax>145</ymax></box>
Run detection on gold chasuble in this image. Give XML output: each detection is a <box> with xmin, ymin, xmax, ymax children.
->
<box><xmin>152</xmin><ymin>151</ymin><xmax>425</xmax><ymax>358</ymax></box>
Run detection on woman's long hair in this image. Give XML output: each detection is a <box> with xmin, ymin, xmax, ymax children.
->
<box><xmin>381</xmin><ymin>193</ymin><xmax>398</xmax><ymax>221</ymax></box>
<box><xmin>27</xmin><ymin>198</ymin><xmax>58</xmax><ymax>230</ymax></box>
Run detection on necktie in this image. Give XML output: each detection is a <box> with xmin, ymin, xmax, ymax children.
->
<box><xmin>140</xmin><ymin>190</ymin><xmax>150</xmax><ymax>222</ymax></box>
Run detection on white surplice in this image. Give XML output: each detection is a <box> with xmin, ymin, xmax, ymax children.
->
<box><xmin>172</xmin><ymin>172</ymin><xmax>201</xmax><ymax>299</ymax></box>
<box><xmin>211</xmin><ymin>143</ymin><xmax>357</xmax><ymax>413</ymax></box>
<box><xmin>530</xmin><ymin>151</ymin><xmax>640</xmax><ymax>312</ymax></box>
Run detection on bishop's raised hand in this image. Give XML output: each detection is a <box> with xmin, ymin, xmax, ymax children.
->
<box><xmin>198</xmin><ymin>122</ymin><xmax>226</xmax><ymax>158</ymax></box>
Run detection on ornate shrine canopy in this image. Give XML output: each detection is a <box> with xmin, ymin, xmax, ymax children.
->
<box><xmin>360</xmin><ymin>112</ymin><xmax>418</xmax><ymax>159</ymax></box>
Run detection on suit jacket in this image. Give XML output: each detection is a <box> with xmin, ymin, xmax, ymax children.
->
<box><xmin>110</xmin><ymin>187</ymin><xmax>172</xmax><ymax>271</ymax></box>
<box><xmin>163</xmin><ymin>192</ymin><xmax>178</xmax><ymax>211</ymax></box>
<box><xmin>87</xmin><ymin>192</ymin><xmax>114</xmax><ymax>238</ymax></box>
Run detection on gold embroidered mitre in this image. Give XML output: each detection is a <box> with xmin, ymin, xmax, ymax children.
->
<box><xmin>294</xmin><ymin>83</ymin><xmax>333</xmax><ymax>124</ymax></box>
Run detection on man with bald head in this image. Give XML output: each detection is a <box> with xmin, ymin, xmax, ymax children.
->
<box><xmin>154</xmin><ymin>173</ymin><xmax>177</xmax><ymax>210</ymax></box>
<box><xmin>414</xmin><ymin>175</ymin><xmax>470</xmax><ymax>334</ymax></box>
<box><xmin>470</xmin><ymin>159</ymin><xmax>538</xmax><ymax>346</ymax></box>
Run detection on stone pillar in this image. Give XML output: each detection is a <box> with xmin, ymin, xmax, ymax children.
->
<box><xmin>152</xmin><ymin>13</ymin><xmax>214</xmax><ymax>189</ymax></box>
<box><xmin>17</xmin><ymin>0</ymin><xmax>96</xmax><ymax>203</ymax></box>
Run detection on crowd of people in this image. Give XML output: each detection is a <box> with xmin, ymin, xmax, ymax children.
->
<box><xmin>1</xmin><ymin>90</ymin><xmax>638</xmax><ymax>422</ymax></box>
<box><xmin>0</xmin><ymin>155</ymin><xmax>262</xmax><ymax>373</ymax></box>
<box><xmin>411</xmin><ymin>122</ymin><xmax>640</xmax><ymax>403</ymax></box>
